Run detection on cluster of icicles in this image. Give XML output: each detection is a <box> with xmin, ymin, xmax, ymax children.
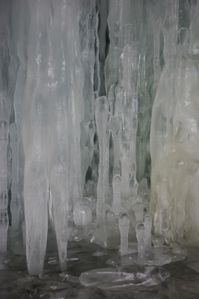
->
<box><xmin>0</xmin><ymin>0</ymin><xmax>199</xmax><ymax>287</ymax></box>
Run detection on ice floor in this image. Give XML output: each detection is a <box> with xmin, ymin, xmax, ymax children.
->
<box><xmin>1</xmin><ymin>241</ymin><xmax>199</xmax><ymax>299</ymax></box>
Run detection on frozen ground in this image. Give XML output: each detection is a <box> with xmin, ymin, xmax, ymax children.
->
<box><xmin>1</xmin><ymin>241</ymin><xmax>199</xmax><ymax>299</ymax></box>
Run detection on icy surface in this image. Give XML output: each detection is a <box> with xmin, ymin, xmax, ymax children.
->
<box><xmin>0</xmin><ymin>0</ymin><xmax>199</xmax><ymax>279</ymax></box>
<box><xmin>95</xmin><ymin>96</ymin><xmax>110</xmax><ymax>224</ymax></box>
<box><xmin>106</xmin><ymin>246</ymin><xmax>186</xmax><ymax>268</ymax></box>
<box><xmin>0</xmin><ymin>0</ymin><xmax>13</xmax><ymax>254</ymax></box>
<box><xmin>1</xmin><ymin>242</ymin><xmax>199</xmax><ymax>299</ymax></box>
<box><xmin>80</xmin><ymin>266</ymin><xmax>169</xmax><ymax>290</ymax></box>
<box><xmin>150</xmin><ymin>0</ymin><xmax>199</xmax><ymax>244</ymax></box>
<box><xmin>11</xmin><ymin>0</ymin><xmax>97</xmax><ymax>274</ymax></box>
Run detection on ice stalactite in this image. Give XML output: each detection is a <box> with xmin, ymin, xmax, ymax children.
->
<box><xmin>79</xmin><ymin>0</ymin><xmax>97</xmax><ymax>197</ymax></box>
<box><xmin>152</xmin><ymin>24</ymin><xmax>161</xmax><ymax>92</ymax></box>
<box><xmin>21</xmin><ymin>0</ymin><xmax>51</xmax><ymax>274</ymax></box>
<box><xmin>12</xmin><ymin>0</ymin><xmax>97</xmax><ymax>274</ymax></box>
<box><xmin>148</xmin><ymin>1</ymin><xmax>165</xmax><ymax>93</ymax></box>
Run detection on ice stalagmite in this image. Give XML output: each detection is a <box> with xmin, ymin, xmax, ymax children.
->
<box><xmin>136</xmin><ymin>223</ymin><xmax>145</xmax><ymax>259</ymax></box>
<box><xmin>119</xmin><ymin>214</ymin><xmax>130</xmax><ymax>256</ymax></box>
<box><xmin>148</xmin><ymin>0</ymin><xmax>165</xmax><ymax>92</ymax></box>
<box><xmin>144</xmin><ymin>214</ymin><xmax>152</xmax><ymax>252</ymax></box>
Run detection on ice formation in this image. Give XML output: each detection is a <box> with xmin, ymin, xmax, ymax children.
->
<box><xmin>0</xmin><ymin>0</ymin><xmax>199</xmax><ymax>277</ymax></box>
<box><xmin>119</xmin><ymin>213</ymin><xmax>130</xmax><ymax>256</ymax></box>
<box><xmin>79</xmin><ymin>266</ymin><xmax>169</xmax><ymax>289</ymax></box>
<box><xmin>150</xmin><ymin>0</ymin><xmax>199</xmax><ymax>245</ymax></box>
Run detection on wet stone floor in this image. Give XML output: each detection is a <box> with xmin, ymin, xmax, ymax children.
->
<box><xmin>1</xmin><ymin>241</ymin><xmax>199</xmax><ymax>299</ymax></box>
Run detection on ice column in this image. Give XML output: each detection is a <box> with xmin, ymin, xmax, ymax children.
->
<box><xmin>21</xmin><ymin>0</ymin><xmax>51</xmax><ymax>274</ymax></box>
<box><xmin>119</xmin><ymin>40</ymin><xmax>139</xmax><ymax>200</ymax></box>
<box><xmin>110</xmin><ymin>116</ymin><xmax>122</xmax><ymax>176</ymax></box>
<box><xmin>104</xmin><ymin>2</ymin><xmax>145</xmax><ymax>238</ymax></box>
<box><xmin>95</xmin><ymin>96</ymin><xmax>110</xmax><ymax>223</ymax></box>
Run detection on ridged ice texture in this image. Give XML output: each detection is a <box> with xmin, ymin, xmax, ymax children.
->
<box><xmin>150</xmin><ymin>0</ymin><xmax>199</xmax><ymax>245</ymax></box>
<box><xmin>1</xmin><ymin>0</ymin><xmax>199</xmax><ymax>272</ymax></box>
<box><xmin>95</xmin><ymin>96</ymin><xmax>110</xmax><ymax>224</ymax></box>
<box><xmin>0</xmin><ymin>1</ymin><xmax>15</xmax><ymax>254</ymax></box>
<box><xmin>106</xmin><ymin>0</ymin><xmax>140</xmax><ymax>207</ymax></box>
<box><xmin>12</xmin><ymin>0</ymin><xmax>96</xmax><ymax>274</ymax></box>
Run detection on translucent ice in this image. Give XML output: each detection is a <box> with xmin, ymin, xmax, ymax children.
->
<box><xmin>95</xmin><ymin>96</ymin><xmax>110</xmax><ymax>224</ymax></box>
<box><xmin>112</xmin><ymin>174</ymin><xmax>121</xmax><ymax>216</ymax></box>
<box><xmin>0</xmin><ymin>1</ymin><xmax>14</xmax><ymax>254</ymax></box>
<box><xmin>2</xmin><ymin>0</ymin><xmax>199</xmax><ymax>276</ymax></box>
<box><xmin>119</xmin><ymin>214</ymin><xmax>130</xmax><ymax>256</ymax></box>
<box><xmin>133</xmin><ymin>197</ymin><xmax>144</xmax><ymax>224</ymax></box>
<box><xmin>9</xmin><ymin>123</ymin><xmax>23</xmax><ymax>253</ymax></box>
<box><xmin>73</xmin><ymin>201</ymin><xmax>92</xmax><ymax>227</ymax></box>
<box><xmin>144</xmin><ymin>214</ymin><xmax>152</xmax><ymax>252</ymax></box>
<box><xmin>136</xmin><ymin>223</ymin><xmax>145</xmax><ymax>259</ymax></box>
<box><xmin>12</xmin><ymin>0</ymin><xmax>97</xmax><ymax>274</ymax></box>
<box><xmin>80</xmin><ymin>266</ymin><xmax>169</xmax><ymax>289</ymax></box>
<box><xmin>150</xmin><ymin>1</ymin><xmax>199</xmax><ymax>244</ymax></box>
<box><xmin>110</xmin><ymin>116</ymin><xmax>122</xmax><ymax>176</ymax></box>
<box><xmin>0</xmin><ymin>121</ymin><xmax>9</xmax><ymax>253</ymax></box>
